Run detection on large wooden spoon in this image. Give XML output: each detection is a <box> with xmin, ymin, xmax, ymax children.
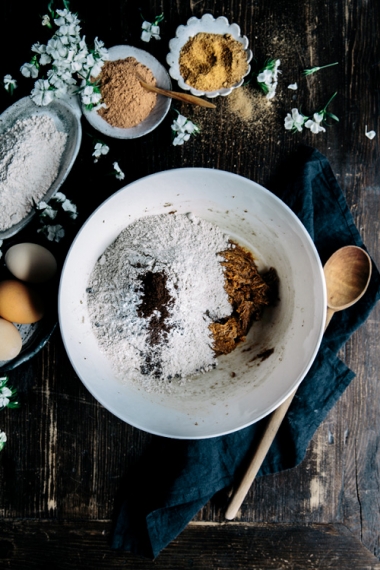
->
<box><xmin>225</xmin><ymin>245</ymin><xmax>372</xmax><ymax>521</ymax></box>
<box><xmin>138</xmin><ymin>78</ymin><xmax>217</xmax><ymax>109</ymax></box>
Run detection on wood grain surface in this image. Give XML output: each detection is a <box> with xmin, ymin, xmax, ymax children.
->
<box><xmin>0</xmin><ymin>0</ymin><xmax>379</xmax><ymax>567</ymax></box>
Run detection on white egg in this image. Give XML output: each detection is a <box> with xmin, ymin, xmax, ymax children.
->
<box><xmin>5</xmin><ymin>243</ymin><xmax>57</xmax><ymax>283</ymax></box>
<box><xmin>0</xmin><ymin>317</ymin><xmax>22</xmax><ymax>361</ymax></box>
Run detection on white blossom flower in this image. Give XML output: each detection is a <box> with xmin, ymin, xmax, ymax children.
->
<box><xmin>284</xmin><ymin>108</ymin><xmax>307</xmax><ymax>132</ymax></box>
<box><xmin>113</xmin><ymin>162</ymin><xmax>125</xmax><ymax>180</ymax></box>
<box><xmin>3</xmin><ymin>75</ymin><xmax>17</xmax><ymax>94</ymax></box>
<box><xmin>257</xmin><ymin>69</ymin><xmax>273</xmax><ymax>85</ymax></box>
<box><xmin>30</xmin><ymin>79</ymin><xmax>55</xmax><ymax>106</ymax></box>
<box><xmin>0</xmin><ymin>430</ymin><xmax>6</xmax><ymax>451</ymax></box>
<box><xmin>257</xmin><ymin>59</ymin><xmax>281</xmax><ymax>100</ymax></box>
<box><xmin>305</xmin><ymin>112</ymin><xmax>326</xmax><ymax>134</ymax></box>
<box><xmin>89</xmin><ymin>58</ymin><xmax>105</xmax><ymax>78</ymax></box>
<box><xmin>37</xmin><ymin>202</ymin><xmax>58</xmax><ymax>219</ymax></box>
<box><xmin>53</xmin><ymin>192</ymin><xmax>66</xmax><ymax>203</ymax></box>
<box><xmin>39</xmin><ymin>53</ymin><xmax>52</xmax><ymax>66</ymax></box>
<box><xmin>93</xmin><ymin>37</ymin><xmax>109</xmax><ymax>61</ymax></box>
<box><xmin>42</xmin><ymin>14</ymin><xmax>52</xmax><ymax>27</ymax></box>
<box><xmin>141</xmin><ymin>14</ymin><xmax>164</xmax><ymax>42</ymax></box>
<box><xmin>61</xmin><ymin>199</ymin><xmax>78</xmax><ymax>219</ymax></box>
<box><xmin>38</xmin><ymin>224</ymin><xmax>65</xmax><ymax>242</ymax></box>
<box><xmin>171</xmin><ymin>114</ymin><xmax>199</xmax><ymax>145</ymax></box>
<box><xmin>31</xmin><ymin>42</ymin><xmax>47</xmax><ymax>55</ymax></box>
<box><xmin>141</xmin><ymin>21</ymin><xmax>161</xmax><ymax>42</ymax></box>
<box><xmin>93</xmin><ymin>142</ymin><xmax>109</xmax><ymax>161</ymax></box>
<box><xmin>20</xmin><ymin>62</ymin><xmax>39</xmax><ymax>78</ymax></box>
<box><xmin>0</xmin><ymin>396</ymin><xmax>10</xmax><ymax>407</ymax></box>
<box><xmin>365</xmin><ymin>125</ymin><xmax>376</xmax><ymax>140</ymax></box>
<box><xmin>81</xmin><ymin>84</ymin><xmax>102</xmax><ymax>106</ymax></box>
<box><xmin>0</xmin><ymin>387</ymin><xmax>12</xmax><ymax>408</ymax></box>
<box><xmin>288</xmin><ymin>82</ymin><xmax>298</xmax><ymax>90</ymax></box>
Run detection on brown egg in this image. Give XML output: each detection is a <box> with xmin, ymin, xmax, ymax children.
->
<box><xmin>5</xmin><ymin>242</ymin><xmax>57</xmax><ymax>283</ymax></box>
<box><xmin>0</xmin><ymin>280</ymin><xmax>45</xmax><ymax>324</ymax></box>
<box><xmin>0</xmin><ymin>317</ymin><xmax>22</xmax><ymax>360</ymax></box>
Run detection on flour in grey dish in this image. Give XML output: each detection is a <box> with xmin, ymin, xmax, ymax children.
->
<box><xmin>87</xmin><ymin>213</ymin><xmax>232</xmax><ymax>393</ymax></box>
<box><xmin>0</xmin><ymin>114</ymin><xmax>67</xmax><ymax>231</ymax></box>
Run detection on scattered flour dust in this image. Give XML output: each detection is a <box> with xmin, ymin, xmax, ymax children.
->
<box><xmin>87</xmin><ymin>213</ymin><xmax>233</xmax><ymax>393</ymax></box>
<box><xmin>0</xmin><ymin>114</ymin><xmax>67</xmax><ymax>231</ymax></box>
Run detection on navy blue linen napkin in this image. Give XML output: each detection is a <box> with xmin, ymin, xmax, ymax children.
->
<box><xmin>112</xmin><ymin>147</ymin><xmax>380</xmax><ymax>558</ymax></box>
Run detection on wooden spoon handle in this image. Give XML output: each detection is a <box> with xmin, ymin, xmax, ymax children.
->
<box><xmin>225</xmin><ymin>307</ymin><xmax>335</xmax><ymax>521</ymax></box>
<box><xmin>139</xmin><ymin>79</ymin><xmax>216</xmax><ymax>109</ymax></box>
<box><xmin>225</xmin><ymin>389</ymin><xmax>296</xmax><ymax>520</ymax></box>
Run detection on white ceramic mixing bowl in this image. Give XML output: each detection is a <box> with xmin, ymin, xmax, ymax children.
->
<box><xmin>59</xmin><ymin>168</ymin><xmax>326</xmax><ymax>439</ymax></box>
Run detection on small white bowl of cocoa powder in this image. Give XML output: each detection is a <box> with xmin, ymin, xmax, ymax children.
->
<box><xmin>83</xmin><ymin>45</ymin><xmax>172</xmax><ymax>139</ymax></box>
<box><xmin>166</xmin><ymin>14</ymin><xmax>253</xmax><ymax>98</ymax></box>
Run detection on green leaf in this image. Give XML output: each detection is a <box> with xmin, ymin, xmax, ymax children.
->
<box><xmin>326</xmin><ymin>112</ymin><xmax>339</xmax><ymax>122</ymax></box>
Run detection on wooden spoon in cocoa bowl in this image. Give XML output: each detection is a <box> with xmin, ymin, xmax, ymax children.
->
<box><xmin>138</xmin><ymin>78</ymin><xmax>217</xmax><ymax>109</ymax></box>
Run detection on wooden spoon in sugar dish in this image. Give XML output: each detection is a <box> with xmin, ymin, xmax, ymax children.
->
<box><xmin>224</xmin><ymin>245</ymin><xmax>372</xmax><ymax>521</ymax></box>
<box><xmin>138</xmin><ymin>78</ymin><xmax>217</xmax><ymax>109</ymax></box>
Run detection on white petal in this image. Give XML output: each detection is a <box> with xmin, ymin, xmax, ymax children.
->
<box><xmin>141</xmin><ymin>30</ymin><xmax>151</xmax><ymax>42</ymax></box>
<box><xmin>284</xmin><ymin>117</ymin><xmax>294</xmax><ymax>130</ymax></box>
<box><xmin>310</xmin><ymin>122</ymin><xmax>320</xmax><ymax>133</ymax></box>
<box><xmin>288</xmin><ymin>83</ymin><xmax>298</xmax><ymax>90</ymax></box>
<box><xmin>365</xmin><ymin>127</ymin><xmax>376</xmax><ymax>140</ymax></box>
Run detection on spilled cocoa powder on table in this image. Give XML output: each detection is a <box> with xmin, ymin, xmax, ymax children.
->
<box><xmin>97</xmin><ymin>57</ymin><xmax>157</xmax><ymax>128</ymax></box>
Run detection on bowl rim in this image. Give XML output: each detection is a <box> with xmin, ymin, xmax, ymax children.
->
<box><xmin>166</xmin><ymin>14</ymin><xmax>253</xmax><ymax>98</ymax></box>
<box><xmin>82</xmin><ymin>45</ymin><xmax>172</xmax><ymax>139</ymax></box>
<box><xmin>58</xmin><ymin>167</ymin><xmax>327</xmax><ymax>439</ymax></box>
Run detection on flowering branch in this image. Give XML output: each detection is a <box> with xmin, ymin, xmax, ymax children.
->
<box><xmin>21</xmin><ymin>6</ymin><xmax>109</xmax><ymax>109</ymax></box>
<box><xmin>284</xmin><ymin>93</ymin><xmax>339</xmax><ymax>134</ymax></box>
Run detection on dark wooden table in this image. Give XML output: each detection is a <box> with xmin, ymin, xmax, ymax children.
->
<box><xmin>0</xmin><ymin>1</ymin><xmax>379</xmax><ymax>568</ymax></box>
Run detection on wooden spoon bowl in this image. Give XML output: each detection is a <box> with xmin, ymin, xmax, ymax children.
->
<box><xmin>324</xmin><ymin>245</ymin><xmax>372</xmax><ymax>311</ymax></box>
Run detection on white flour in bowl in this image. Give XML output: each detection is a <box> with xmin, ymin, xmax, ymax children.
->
<box><xmin>0</xmin><ymin>114</ymin><xmax>67</xmax><ymax>231</ymax></box>
<box><xmin>87</xmin><ymin>212</ymin><xmax>232</xmax><ymax>392</ymax></box>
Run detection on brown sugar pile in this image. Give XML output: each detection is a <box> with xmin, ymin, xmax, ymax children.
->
<box><xmin>210</xmin><ymin>243</ymin><xmax>278</xmax><ymax>355</ymax></box>
<box><xmin>97</xmin><ymin>57</ymin><xmax>157</xmax><ymax>128</ymax></box>
<box><xmin>179</xmin><ymin>32</ymin><xmax>249</xmax><ymax>91</ymax></box>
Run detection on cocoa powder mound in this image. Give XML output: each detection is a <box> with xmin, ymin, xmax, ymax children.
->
<box><xmin>98</xmin><ymin>57</ymin><xmax>157</xmax><ymax>128</ymax></box>
<box><xmin>137</xmin><ymin>271</ymin><xmax>173</xmax><ymax>346</ymax></box>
